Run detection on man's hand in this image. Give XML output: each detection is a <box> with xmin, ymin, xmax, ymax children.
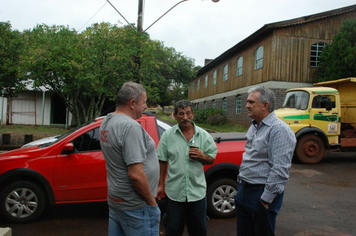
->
<box><xmin>188</xmin><ymin>146</ymin><xmax>202</xmax><ymax>160</ymax></box>
<box><xmin>128</xmin><ymin>163</ymin><xmax>157</xmax><ymax>206</ymax></box>
<box><xmin>189</xmin><ymin>147</ymin><xmax>215</xmax><ymax>165</ymax></box>
<box><xmin>156</xmin><ymin>183</ymin><xmax>164</xmax><ymax>200</ymax></box>
<box><xmin>260</xmin><ymin>199</ymin><xmax>269</xmax><ymax>209</ymax></box>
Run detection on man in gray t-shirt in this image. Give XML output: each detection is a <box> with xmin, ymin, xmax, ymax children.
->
<box><xmin>100</xmin><ymin>82</ymin><xmax>160</xmax><ymax>236</ymax></box>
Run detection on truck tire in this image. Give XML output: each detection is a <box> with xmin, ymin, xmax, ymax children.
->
<box><xmin>207</xmin><ymin>178</ymin><xmax>238</xmax><ymax>218</ymax></box>
<box><xmin>295</xmin><ymin>134</ymin><xmax>325</xmax><ymax>164</ymax></box>
<box><xmin>0</xmin><ymin>181</ymin><xmax>46</xmax><ymax>223</ymax></box>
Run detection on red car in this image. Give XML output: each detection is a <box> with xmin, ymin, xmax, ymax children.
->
<box><xmin>0</xmin><ymin>113</ymin><xmax>167</xmax><ymax>223</ymax></box>
<box><xmin>0</xmin><ymin>112</ymin><xmax>246</xmax><ymax>223</ymax></box>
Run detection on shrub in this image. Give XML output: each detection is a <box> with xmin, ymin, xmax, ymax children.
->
<box><xmin>207</xmin><ymin>114</ymin><xmax>227</xmax><ymax>126</ymax></box>
<box><xmin>193</xmin><ymin>108</ymin><xmax>226</xmax><ymax>124</ymax></box>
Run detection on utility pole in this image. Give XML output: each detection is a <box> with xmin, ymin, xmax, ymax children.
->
<box><xmin>108</xmin><ymin>0</ymin><xmax>220</xmax><ymax>83</ymax></box>
<box><xmin>137</xmin><ymin>0</ymin><xmax>144</xmax><ymax>33</ymax></box>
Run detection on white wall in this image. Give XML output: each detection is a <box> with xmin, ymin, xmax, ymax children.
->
<box><xmin>10</xmin><ymin>91</ymin><xmax>51</xmax><ymax>125</ymax></box>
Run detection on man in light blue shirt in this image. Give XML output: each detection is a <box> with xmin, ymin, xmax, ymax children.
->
<box><xmin>157</xmin><ymin>100</ymin><xmax>217</xmax><ymax>236</ymax></box>
<box><xmin>235</xmin><ymin>85</ymin><xmax>296</xmax><ymax>236</ymax></box>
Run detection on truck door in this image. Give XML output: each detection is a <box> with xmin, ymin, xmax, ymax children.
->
<box><xmin>310</xmin><ymin>94</ymin><xmax>340</xmax><ymax>138</ymax></box>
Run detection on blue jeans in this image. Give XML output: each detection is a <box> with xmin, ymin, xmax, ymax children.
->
<box><xmin>108</xmin><ymin>204</ymin><xmax>161</xmax><ymax>236</ymax></box>
<box><xmin>234</xmin><ymin>184</ymin><xmax>284</xmax><ymax>236</ymax></box>
<box><xmin>163</xmin><ymin>196</ymin><xmax>207</xmax><ymax>236</ymax></box>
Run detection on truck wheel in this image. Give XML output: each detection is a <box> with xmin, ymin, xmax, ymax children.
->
<box><xmin>207</xmin><ymin>178</ymin><xmax>238</xmax><ymax>218</ymax></box>
<box><xmin>0</xmin><ymin>181</ymin><xmax>46</xmax><ymax>223</ymax></box>
<box><xmin>295</xmin><ymin>134</ymin><xmax>325</xmax><ymax>164</ymax></box>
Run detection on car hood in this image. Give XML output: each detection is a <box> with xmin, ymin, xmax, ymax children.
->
<box><xmin>0</xmin><ymin>146</ymin><xmax>44</xmax><ymax>161</ymax></box>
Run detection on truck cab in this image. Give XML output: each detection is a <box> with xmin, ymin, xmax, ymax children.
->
<box><xmin>275</xmin><ymin>87</ymin><xmax>341</xmax><ymax>164</ymax></box>
<box><xmin>275</xmin><ymin>77</ymin><xmax>356</xmax><ymax>164</ymax></box>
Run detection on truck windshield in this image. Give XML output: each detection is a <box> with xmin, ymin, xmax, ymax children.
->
<box><xmin>282</xmin><ymin>91</ymin><xmax>309</xmax><ymax>110</ymax></box>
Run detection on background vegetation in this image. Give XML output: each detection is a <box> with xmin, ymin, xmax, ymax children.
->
<box><xmin>0</xmin><ymin>21</ymin><xmax>199</xmax><ymax>126</ymax></box>
<box><xmin>315</xmin><ymin>18</ymin><xmax>356</xmax><ymax>81</ymax></box>
<box><xmin>2</xmin><ymin>18</ymin><xmax>354</xmax><ymax>129</ymax></box>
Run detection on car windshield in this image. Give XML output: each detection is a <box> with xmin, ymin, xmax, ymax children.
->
<box><xmin>39</xmin><ymin>120</ymin><xmax>98</xmax><ymax>147</ymax></box>
<box><xmin>282</xmin><ymin>91</ymin><xmax>309</xmax><ymax>110</ymax></box>
<box><xmin>38</xmin><ymin>118</ymin><xmax>171</xmax><ymax>148</ymax></box>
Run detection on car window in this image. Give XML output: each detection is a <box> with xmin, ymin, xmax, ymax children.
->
<box><xmin>157</xmin><ymin>120</ymin><xmax>171</xmax><ymax>139</ymax></box>
<box><xmin>157</xmin><ymin>125</ymin><xmax>166</xmax><ymax>138</ymax></box>
<box><xmin>312</xmin><ymin>95</ymin><xmax>335</xmax><ymax>109</ymax></box>
<box><xmin>72</xmin><ymin>128</ymin><xmax>101</xmax><ymax>152</ymax></box>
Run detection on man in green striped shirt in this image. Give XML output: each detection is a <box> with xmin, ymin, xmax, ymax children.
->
<box><xmin>157</xmin><ymin>100</ymin><xmax>217</xmax><ymax>236</ymax></box>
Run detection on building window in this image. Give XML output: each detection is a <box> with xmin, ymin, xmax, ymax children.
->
<box><xmin>236</xmin><ymin>95</ymin><xmax>241</xmax><ymax>113</ymax></box>
<box><xmin>192</xmin><ymin>82</ymin><xmax>195</xmax><ymax>92</ymax></box>
<box><xmin>204</xmin><ymin>101</ymin><xmax>207</xmax><ymax>109</ymax></box>
<box><xmin>196</xmin><ymin>103</ymin><xmax>199</xmax><ymax>109</ymax></box>
<box><xmin>212</xmin><ymin>99</ymin><xmax>216</xmax><ymax>108</ymax></box>
<box><xmin>236</xmin><ymin>57</ymin><xmax>243</xmax><ymax>76</ymax></box>
<box><xmin>204</xmin><ymin>75</ymin><xmax>208</xmax><ymax>88</ymax></box>
<box><xmin>197</xmin><ymin>79</ymin><xmax>200</xmax><ymax>91</ymax></box>
<box><xmin>222</xmin><ymin>97</ymin><xmax>227</xmax><ymax>112</ymax></box>
<box><xmin>254</xmin><ymin>46</ymin><xmax>263</xmax><ymax>70</ymax></box>
<box><xmin>213</xmin><ymin>70</ymin><xmax>217</xmax><ymax>85</ymax></box>
<box><xmin>310</xmin><ymin>43</ymin><xmax>325</xmax><ymax>67</ymax></box>
<box><xmin>223</xmin><ymin>64</ymin><xmax>228</xmax><ymax>81</ymax></box>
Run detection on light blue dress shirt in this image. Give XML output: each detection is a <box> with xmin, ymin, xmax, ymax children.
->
<box><xmin>238</xmin><ymin>112</ymin><xmax>297</xmax><ymax>203</ymax></box>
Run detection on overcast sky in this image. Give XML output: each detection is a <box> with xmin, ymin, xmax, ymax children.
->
<box><xmin>1</xmin><ymin>0</ymin><xmax>355</xmax><ymax>67</ymax></box>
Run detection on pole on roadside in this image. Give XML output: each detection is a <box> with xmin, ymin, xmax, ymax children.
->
<box><xmin>108</xmin><ymin>0</ymin><xmax>221</xmax><ymax>83</ymax></box>
<box><xmin>137</xmin><ymin>0</ymin><xmax>144</xmax><ymax>33</ymax></box>
<box><xmin>1</xmin><ymin>89</ymin><xmax>5</xmax><ymax>127</ymax></box>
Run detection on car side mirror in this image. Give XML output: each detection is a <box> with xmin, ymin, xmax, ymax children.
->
<box><xmin>63</xmin><ymin>143</ymin><xmax>75</xmax><ymax>154</ymax></box>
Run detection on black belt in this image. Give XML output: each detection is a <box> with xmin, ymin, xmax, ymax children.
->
<box><xmin>239</xmin><ymin>180</ymin><xmax>265</xmax><ymax>188</ymax></box>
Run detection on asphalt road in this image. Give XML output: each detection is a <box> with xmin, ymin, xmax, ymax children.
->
<box><xmin>0</xmin><ymin>151</ymin><xmax>355</xmax><ymax>236</ymax></box>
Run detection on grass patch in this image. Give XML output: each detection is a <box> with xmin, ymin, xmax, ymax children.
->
<box><xmin>155</xmin><ymin>111</ymin><xmax>177</xmax><ymax>125</ymax></box>
<box><xmin>156</xmin><ymin>110</ymin><xmax>247</xmax><ymax>133</ymax></box>
<box><xmin>198</xmin><ymin>123</ymin><xmax>247</xmax><ymax>133</ymax></box>
<box><xmin>0</xmin><ymin>125</ymin><xmax>69</xmax><ymax>136</ymax></box>
<box><xmin>0</xmin><ymin>111</ymin><xmax>247</xmax><ymax>142</ymax></box>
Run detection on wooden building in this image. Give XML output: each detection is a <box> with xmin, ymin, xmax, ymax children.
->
<box><xmin>188</xmin><ymin>4</ymin><xmax>356</xmax><ymax>127</ymax></box>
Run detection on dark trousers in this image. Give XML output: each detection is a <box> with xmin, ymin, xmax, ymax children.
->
<box><xmin>234</xmin><ymin>183</ymin><xmax>284</xmax><ymax>236</ymax></box>
<box><xmin>164</xmin><ymin>196</ymin><xmax>207</xmax><ymax>236</ymax></box>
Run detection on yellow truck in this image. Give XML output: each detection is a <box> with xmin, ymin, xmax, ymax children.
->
<box><xmin>275</xmin><ymin>77</ymin><xmax>356</xmax><ymax>164</ymax></box>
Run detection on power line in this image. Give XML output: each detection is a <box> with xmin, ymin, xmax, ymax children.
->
<box><xmin>106</xmin><ymin>0</ymin><xmax>134</xmax><ymax>28</ymax></box>
<box><xmin>78</xmin><ymin>1</ymin><xmax>108</xmax><ymax>32</ymax></box>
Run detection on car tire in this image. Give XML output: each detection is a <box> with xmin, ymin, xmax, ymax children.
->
<box><xmin>207</xmin><ymin>178</ymin><xmax>238</xmax><ymax>218</ymax></box>
<box><xmin>0</xmin><ymin>181</ymin><xmax>46</xmax><ymax>223</ymax></box>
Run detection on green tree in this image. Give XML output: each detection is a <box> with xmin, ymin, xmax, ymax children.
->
<box><xmin>140</xmin><ymin>41</ymin><xmax>196</xmax><ymax>107</ymax></box>
<box><xmin>80</xmin><ymin>23</ymin><xmax>144</xmax><ymax>120</ymax></box>
<box><xmin>316</xmin><ymin>18</ymin><xmax>356</xmax><ymax>81</ymax></box>
<box><xmin>21</xmin><ymin>23</ymin><xmax>148</xmax><ymax>125</ymax></box>
<box><xmin>21</xmin><ymin>24</ymin><xmax>87</xmax><ymax>125</ymax></box>
<box><xmin>0</xmin><ymin>22</ymin><xmax>24</xmax><ymax>95</ymax></box>
<box><xmin>13</xmin><ymin>22</ymin><xmax>197</xmax><ymax>125</ymax></box>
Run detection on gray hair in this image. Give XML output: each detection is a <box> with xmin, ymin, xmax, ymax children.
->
<box><xmin>116</xmin><ymin>81</ymin><xmax>146</xmax><ymax>107</ymax></box>
<box><xmin>174</xmin><ymin>100</ymin><xmax>193</xmax><ymax>114</ymax></box>
<box><xmin>248</xmin><ymin>85</ymin><xmax>275</xmax><ymax>112</ymax></box>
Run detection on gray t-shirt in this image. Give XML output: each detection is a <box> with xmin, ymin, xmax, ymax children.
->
<box><xmin>100</xmin><ymin>113</ymin><xmax>159</xmax><ymax>211</ymax></box>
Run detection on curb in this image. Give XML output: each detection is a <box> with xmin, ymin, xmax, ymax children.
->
<box><xmin>0</xmin><ymin>227</ymin><xmax>12</xmax><ymax>236</ymax></box>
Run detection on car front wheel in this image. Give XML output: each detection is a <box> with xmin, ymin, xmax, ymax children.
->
<box><xmin>207</xmin><ymin>178</ymin><xmax>238</xmax><ymax>218</ymax></box>
<box><xmin>0</xmin><ymin>181</ymin><xmax>46</xmax><ymax>223</ymax></box>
